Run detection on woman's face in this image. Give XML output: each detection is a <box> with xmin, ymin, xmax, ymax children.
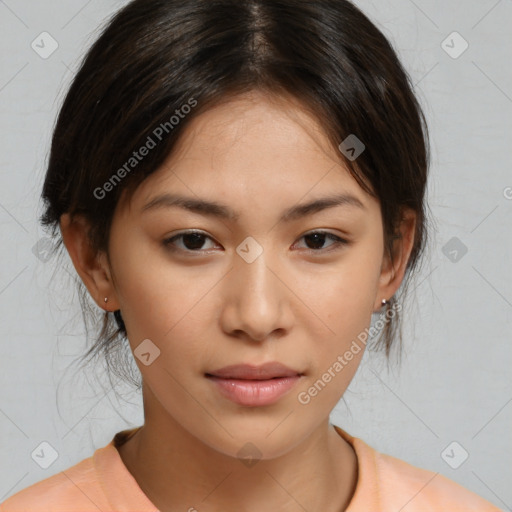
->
<box><xmin>104</xmin><ymin>91</ymin><xmax>398</xmax><ymax>458</ymax></box>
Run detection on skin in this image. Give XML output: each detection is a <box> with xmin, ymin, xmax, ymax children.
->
<box><xmin>60</xmin><ymin>90</ymin><xmax>416</xmax><ymax>512</ymax></box>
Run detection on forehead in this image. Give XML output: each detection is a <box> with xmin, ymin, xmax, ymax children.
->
<box><xmin>120</xmin><ymin>91</ymin><xmax>374</xmax><ymax>217</ymax></box>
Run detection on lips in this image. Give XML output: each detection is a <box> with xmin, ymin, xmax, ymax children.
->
<box><xmin>205</xmin><ymin>362</ymin><xmax>304</xmax><ymax>406</ymax></box>
<box><xmin>205</xmin><ymin>362</ymin><xmax>302</xmax><ymax>380</ymax></box>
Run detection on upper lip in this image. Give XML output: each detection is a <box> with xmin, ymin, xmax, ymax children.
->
<box><xmin>206</xmin><ymin>362</ymin><xmax>302</xmax><ymax>380</ymax></box>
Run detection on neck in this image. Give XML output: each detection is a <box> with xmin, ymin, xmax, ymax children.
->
<box><xmin>117</xmin><ymin>391</ymin><xmax>358</xmax><ymax>512</ymax></box>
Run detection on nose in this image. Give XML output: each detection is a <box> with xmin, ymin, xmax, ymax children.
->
<box><xmin>219</xmin><ymin>243</ymin><xmax>294</xmax><ymax>343</ymax></box>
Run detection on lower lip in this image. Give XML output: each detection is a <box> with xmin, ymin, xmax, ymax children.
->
<box><xmin>206</xmin><ymin>375</ymin><xmax>301</xmax><ymax>406</ymax></box>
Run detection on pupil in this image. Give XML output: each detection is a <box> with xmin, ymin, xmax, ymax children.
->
<box><xmin>306</xmin><ymin>233</ymin><xmax>325</xmax><ymax>249</ymax></box>
<box><xmin>184</xmin><ymin>233</ymin><xmax>205</xmax><ymax>250</ymax></box>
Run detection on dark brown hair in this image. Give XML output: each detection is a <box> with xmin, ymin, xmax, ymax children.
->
<box><xmin>40</xmin><ymin>0</ymin><xmax>431</xmax><ymax>387</ymax></box>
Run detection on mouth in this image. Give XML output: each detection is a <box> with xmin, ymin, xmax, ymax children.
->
<box><xmin>205</xmin><ymin>362</ymin><xmax>304</xmax><ymax>407</ymax></box>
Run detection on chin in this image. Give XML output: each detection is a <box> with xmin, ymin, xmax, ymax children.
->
<box><xmin>191</xmin><ymin>416</ymin><xmax>315</xmax><ymax>462</ymax></box>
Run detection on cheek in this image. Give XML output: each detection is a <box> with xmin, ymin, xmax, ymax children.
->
<box><xmin>109</xmin><ymin>239</ymin><xmax>219</xmax><ymax>363</ymax></box>
<box><xmin>303</xmin><ymin>242</ymin><xmax>383</xmax><ymax>394</ymax></box>
<box><xmin>322</xmin><ymin>244</ymin><xmax>382</xmax><ymax>333</ymax></box>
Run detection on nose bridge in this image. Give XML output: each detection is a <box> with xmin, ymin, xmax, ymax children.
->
<box><xmin>224</xmin><ymin>235</ymin><xmax>289</xmax><ymax>340</ymax></box>
<box><xmin>235</xmin><ymin>235</ymin><xmax>278</xmax><ymax>305</ymax></box>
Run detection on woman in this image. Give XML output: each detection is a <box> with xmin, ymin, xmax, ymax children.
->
<box><xmin>0</xmin><ymin>0</ymin><xmax>501</xmax><ymax>510</ymax></box>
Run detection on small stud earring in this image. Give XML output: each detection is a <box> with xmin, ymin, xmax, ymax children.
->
<box><xmin>381</xmin><ymin>298</ymin><xmax>387</xmax><ymax>306</ymax></box>
<box><xmin>104</xmin><ymin>297</ymin><xmax>108</xmax><ymax>303</ymax></box>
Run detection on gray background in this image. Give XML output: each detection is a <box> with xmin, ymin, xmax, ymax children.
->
<box><xmin>0</xmin><ymin>0</ymin><xmax>511</xmax><ymax>509</ymax></box>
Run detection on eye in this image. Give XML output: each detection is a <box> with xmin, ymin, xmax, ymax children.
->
<box><xmin>294</xmin><ymin>230</ymin><xmax>349</xmax><ymax>253</ymax></box>
<box><xmin>163</xmin><ymin>230</ymin><xmax>218</xmax><ymax>253</ymax></box>
<box><xmin>162</xmin><ymin>229</ymin><xmax>349</xmax><ymax>255</ymax></box>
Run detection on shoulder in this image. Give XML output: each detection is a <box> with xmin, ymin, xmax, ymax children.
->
<box><xmin>335</xmin><ymin>426</ymin><xmax>502</xmax><ymax>511</ymax></box>
<box><xmin>373</xmin><ymin>447</ymin><xmax>503</xmax><ymax>511</ymax></box>
<box><xmin>0</xmin><ymin>451</ymin><xmax>110</xmax><ymax>512</ymax></box>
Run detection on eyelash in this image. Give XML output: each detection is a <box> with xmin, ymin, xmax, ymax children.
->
<box><xmin>162</xmin><ymin>230</ymin><xmax>349</xmax><ymax>255</ymax></box>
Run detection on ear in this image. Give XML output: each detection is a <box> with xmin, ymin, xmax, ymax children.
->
<box><xmin>373</xmin><ymin>207</ymin><xmax>416</xmax><ymax>311</ymax></box>
<box><xmin>59</xmin><ymin>213</ymin><xmax>120</xmax><ymax>311</ymax></box>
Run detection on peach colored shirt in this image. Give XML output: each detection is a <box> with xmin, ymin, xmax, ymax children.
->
<box><xmin>0</xmin><ymin>425</ymin><xmax>502</xmax><ymax>511</ymax></box>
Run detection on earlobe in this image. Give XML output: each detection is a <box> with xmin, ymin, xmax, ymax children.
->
<box><xmin>374</xmin><ymin>208</ymin><xmax>416</xmax><ymax>311</ymax></box>
<box><xmin>59</xmin><ymin>213</ymin><xmax>120</xmax><ymax>311</ymax></box>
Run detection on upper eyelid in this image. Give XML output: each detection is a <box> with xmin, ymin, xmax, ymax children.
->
<box><xmin>165</xmin><ymin>228</ymin><xmax>344</xmax><ymax>239</ymax></box>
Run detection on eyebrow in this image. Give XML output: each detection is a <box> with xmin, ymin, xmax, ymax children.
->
<box><xmin>141</xmin><ymin>192</ymin><xmax>365</xmax><ymax>222</ymax></box>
